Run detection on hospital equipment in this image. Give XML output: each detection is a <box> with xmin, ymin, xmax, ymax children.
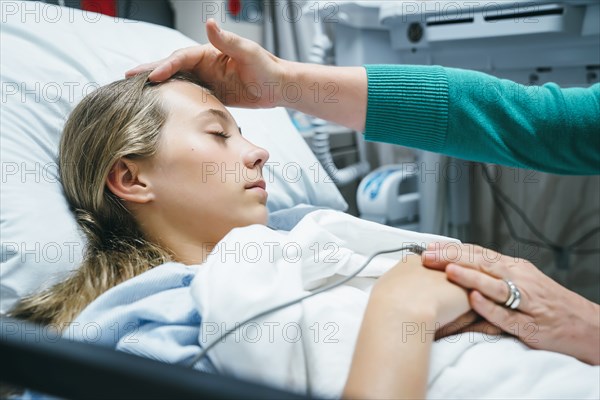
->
<box><xmin>309</xmin><ymin>124</ymin><xmax>370</xmax><ymax>187</ymax></box>
<box><xmin>257</xmin><ymin>0</ymin><xmax>599</xmax><ymax>296</ymax></box>
<box><xmin>356</xmin><ymin>165</ymin><xmax>420</xmax><ymax>230</ymax></box>
<box><xmin>327</xmin><ymin>0</ymin><xmax>600</xmax><ymax>238</ymax></box>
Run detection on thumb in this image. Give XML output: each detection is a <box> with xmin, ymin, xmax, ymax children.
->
<box><xmin>206</xmin><ymin>18</ymin><xmax>253</xmax><ymax>59</ymax></box>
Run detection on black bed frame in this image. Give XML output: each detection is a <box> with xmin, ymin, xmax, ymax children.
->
<box><xmin>1</xmin><ymin>317</ymin><xmax>309</xmax><ymax>399</ymax></box>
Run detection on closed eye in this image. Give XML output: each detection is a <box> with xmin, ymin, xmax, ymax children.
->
<box><xmin>210</xmin><ymin>131</ymin><xmax>231</xmax><ymax>139</ymax></box>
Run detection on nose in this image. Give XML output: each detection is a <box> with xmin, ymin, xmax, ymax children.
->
<box><xmin>243</xmin><ymin>144</ymin><xmax>270</xmax><ymax>170</ymax></box>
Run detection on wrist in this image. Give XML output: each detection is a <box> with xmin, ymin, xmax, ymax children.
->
<box><xmin>560</xmin><ymin>292</ymin><xmax>600</xmax><ymax>365</ymax></box>
<box><xmin>276</xmin><ymin>59</ymin><xmax>301</xmax><ymax>108</ymax></box>
<box><xmin>370</xmin><ymin>284</ymin><xmax>438</xmax><ymax>324</ymax></box>
<box><xmin>577</xmin><ymin>299</ymin><xmax>600</xmax><ymax>365</ymax></box>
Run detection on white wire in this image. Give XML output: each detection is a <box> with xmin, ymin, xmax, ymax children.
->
<box><xmin>186</xmin><ymin>244</ymin><xmax>426</xmax><ymax>368</ymax></box>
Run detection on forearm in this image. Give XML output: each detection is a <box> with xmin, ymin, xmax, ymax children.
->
<box><xmin>281</xmin><ymin>61</ymin><xmax>367</xmax><ymax>132</ymax></box>
<box><xmin>343</xmin><ymin>290</ymin><xmax>435</xmax><ymax>399</ymax></box>
<box><xmin>363</xmin><ymin>64</ymin><xmax>600</xmax><ymax>175</ymax></box>
<box><xmin>445</xmin><ymin>69</ymin><xmax>600</xmax><ymax>175</ymax></box>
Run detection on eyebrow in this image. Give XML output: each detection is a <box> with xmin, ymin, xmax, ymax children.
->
<box><xmin>195</xmin><ymin>108</ymin><xmax>231</xmax><ymax>123</ymax></box>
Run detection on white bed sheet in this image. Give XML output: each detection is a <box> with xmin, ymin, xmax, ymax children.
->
<box><xmin>192</xmin><ymin>210</ymin><xmax>600</xmax><ymax>399</ymax></box>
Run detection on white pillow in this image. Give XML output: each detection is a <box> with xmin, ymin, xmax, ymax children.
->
<box><xmin>0</xmin><ymin>1</ymin><xmax>347</xmax><ymax>313</ymax></box>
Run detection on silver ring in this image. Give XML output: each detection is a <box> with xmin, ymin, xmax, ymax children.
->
<box><xmin>503</xmin><ymin>279</ymin><xmax>521</xmax><ymax>310</ymax></box>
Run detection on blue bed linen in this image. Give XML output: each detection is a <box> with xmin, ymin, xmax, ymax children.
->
<box><xmin>65</xmin><ymin>205</ymin><xmax>324</xmax><ymax>371</ymax></box>
<box><xmin>67</xmin><ymin>262</ymin><xmax>216</xmax><ymax>372</ymax></box>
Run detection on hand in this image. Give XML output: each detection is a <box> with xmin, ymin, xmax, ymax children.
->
<box><xmin>344</xmin><ymin>255</ymin><xmax>471</xmax><ymax>400</ymax></box>
<box><xmin>126</xmin><ymin>19</ymin><xmax>368</xmax><ymax>131</ymax></box>
<box><xmin>434</xmin><ymin>310</ymin><xmax>502</xmax><ymax>341</ymax></box>
<box><xmin>125</xmin><ymin>18</ymin><xmax>287</xmax><ymax>108</ymax></box>
<box><xmin>422</xmin><ymin>243</ymin><xmax>600</xmax><ymax>365</ymax></box>
<box><xmin>374</xmin><ymin>254</ymin><xmax>470</xmax><ymax>328</ymax></box>
<box><xmin>375</xmin><ymin>257</ymin><xmax>499</xmax><ymax>340</ymax></box>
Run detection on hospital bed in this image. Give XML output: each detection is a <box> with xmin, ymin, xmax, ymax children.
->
<box><xmin>1</xmin><ymin>316</ymin><xmax>304</xmax><ymax>399</ymax></box>
<box><xmin>1</xmin><ymin>1</ymin><xmax>598</xmax><ymax>398</ymax></box>
<box><xmin>0</xmin><ymin>1</ymin><xmax>346</xmax><ymax>397</ymax></box>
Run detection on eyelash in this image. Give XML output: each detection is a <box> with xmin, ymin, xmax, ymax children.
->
<box><xmin>212</xmin><ymin>131</ymin><xmax>231</xmax><ymax>139</ymax></box>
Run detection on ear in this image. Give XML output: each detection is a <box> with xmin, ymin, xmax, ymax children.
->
<box><xmin>106</xmin><ymin>158</ymin><xmax>154</xmax><ymax>204</ymax></box>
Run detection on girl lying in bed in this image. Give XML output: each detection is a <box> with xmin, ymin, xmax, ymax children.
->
<box><xmin>10</xmin><ymin>73</ymin><xmax>597</xmax><ymax>399</ymax></box>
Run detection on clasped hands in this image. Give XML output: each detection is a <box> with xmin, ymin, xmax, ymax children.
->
<box><xmin>419</xmin><ymin>243</ymin><xmax>599</xmax><ymax>365</ymax></box>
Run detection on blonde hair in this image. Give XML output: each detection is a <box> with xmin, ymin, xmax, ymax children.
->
<box><xmin>10</xmin><ymin>72</ymin><xmax>209</xmax><ymax>327</ymax></box>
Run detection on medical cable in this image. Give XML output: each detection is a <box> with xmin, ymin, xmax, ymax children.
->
<box><xmin>481</xmin><ymin>164</ymin><xmax>600</xmax><ymax>253</ymax></box>
<box><xmin>186</xmin><ymin>244</ymin><xmax>426</xmax><ymax>368</ymax></box>
<box><xmin>480</xmin><ymin>164</ymin><xmax>600</xmax><ymax>270</ymax></box>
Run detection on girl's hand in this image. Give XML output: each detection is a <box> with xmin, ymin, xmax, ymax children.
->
<box><xmin>344</xmin><ymin>254</ymin><xmax>471</xmax><ymax>399</ymax></box>
<box><xmin>373</xmin><ymin>254</ymin><xmax>470</xmax><ymax>328</ymax></box>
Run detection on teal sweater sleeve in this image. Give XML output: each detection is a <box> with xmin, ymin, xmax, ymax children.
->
<box><xmin>363</xmin><ymin>64</ymin><xmax>600</xmax><ymax>175</ymax></box>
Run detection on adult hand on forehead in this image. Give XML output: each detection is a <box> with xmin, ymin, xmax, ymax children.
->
<box><xmin>125</xmin><ymin>18</ymin><xmax>287</xmax><ymax>108</ymax></box>
<box><xmin>421</xmin><ymin>243</ymin><xmax>600</xmax><ymax>365</ymax></box>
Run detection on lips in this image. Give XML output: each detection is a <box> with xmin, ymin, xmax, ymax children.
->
<box><xmin>245</xmin><ymin>179</ymin><xmax>266</xmax><ymax>191</ymax></box>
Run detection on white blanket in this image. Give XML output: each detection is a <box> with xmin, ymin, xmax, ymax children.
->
<box><xmin>191</xmin><ymin>210</ymin><xmax>599</xmax><ymax>398</ymax></box>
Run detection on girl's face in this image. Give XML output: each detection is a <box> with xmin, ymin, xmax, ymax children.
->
<box><xmin>136</xmin><ymin>81</ymin><xmax>270</xmax><ymax>251</ymax></box>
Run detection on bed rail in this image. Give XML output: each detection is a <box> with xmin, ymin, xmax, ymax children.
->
<box><xmin>0</xmin><ymin>317</ymin><xmax>308</xmax><ymax>399</ymax></box>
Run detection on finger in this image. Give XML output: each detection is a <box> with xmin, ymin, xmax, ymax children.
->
<box><xmin>421</xmin><ymin>251</ymin><xmax>448</xmax><ymax>269</ymax></box>
<box><xmin>146</xmin><ymin>46</ymin><xmax>210</xmax><ymax>82</ymax></box>
<box><xmin>444</xmin><ymin>310</ymin><xmax>480</xmax><ymax>331</ymax></box>
<box><xmin>147</xmin><ymin>58</ymin><xmax>180</xmax><ymax>82</ymax></box>
<box><xmin>421</xmin><ymin>241</ymin><xmax>459</xmax><ymax>269</ymax></box>
<box><xmin>469</xmin><ymin>290</ymin><xmax>531</xmax><ymax>337</ymax></box>
<box><xmin>422</xmin><ymin>242</ymin><xmax>479</xmax><ymax>269</ymax></box>
<box><xmin>147</xmin><ymin>50</ymin><xmax>191</xmax><ymax>82</ymax></box>
<box><xmin>446</xmin><ymin>263</ymin><xmax>510</xmax><ymax>304</ymax></box>
<box><xmin>206</xmin><ymin>17</ymin><xmax>256</xmax><ymax>59</ymax></box>
<box><xmin>125</xmin><ymin>62</ymin><xmax>161</xmax><ymax>78</ymax></box>
<box><xmin>459</xmin><ymin>310</ymin><xmax>480</xmax><ymax>325</ymax></box>
<box><xmin>454</xmin><ymin>320</ymin><xmax>503</xmax><ymax>336</ymax></box>
<box><xmin>434</xmin><ymin>310</ymin><xmax>479</xmax><ymax>340</ymax></box>
<box><xmin>426</xmin><ymin>243</ymin><xmax>509</xmax><ymax>279</ymax></box>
